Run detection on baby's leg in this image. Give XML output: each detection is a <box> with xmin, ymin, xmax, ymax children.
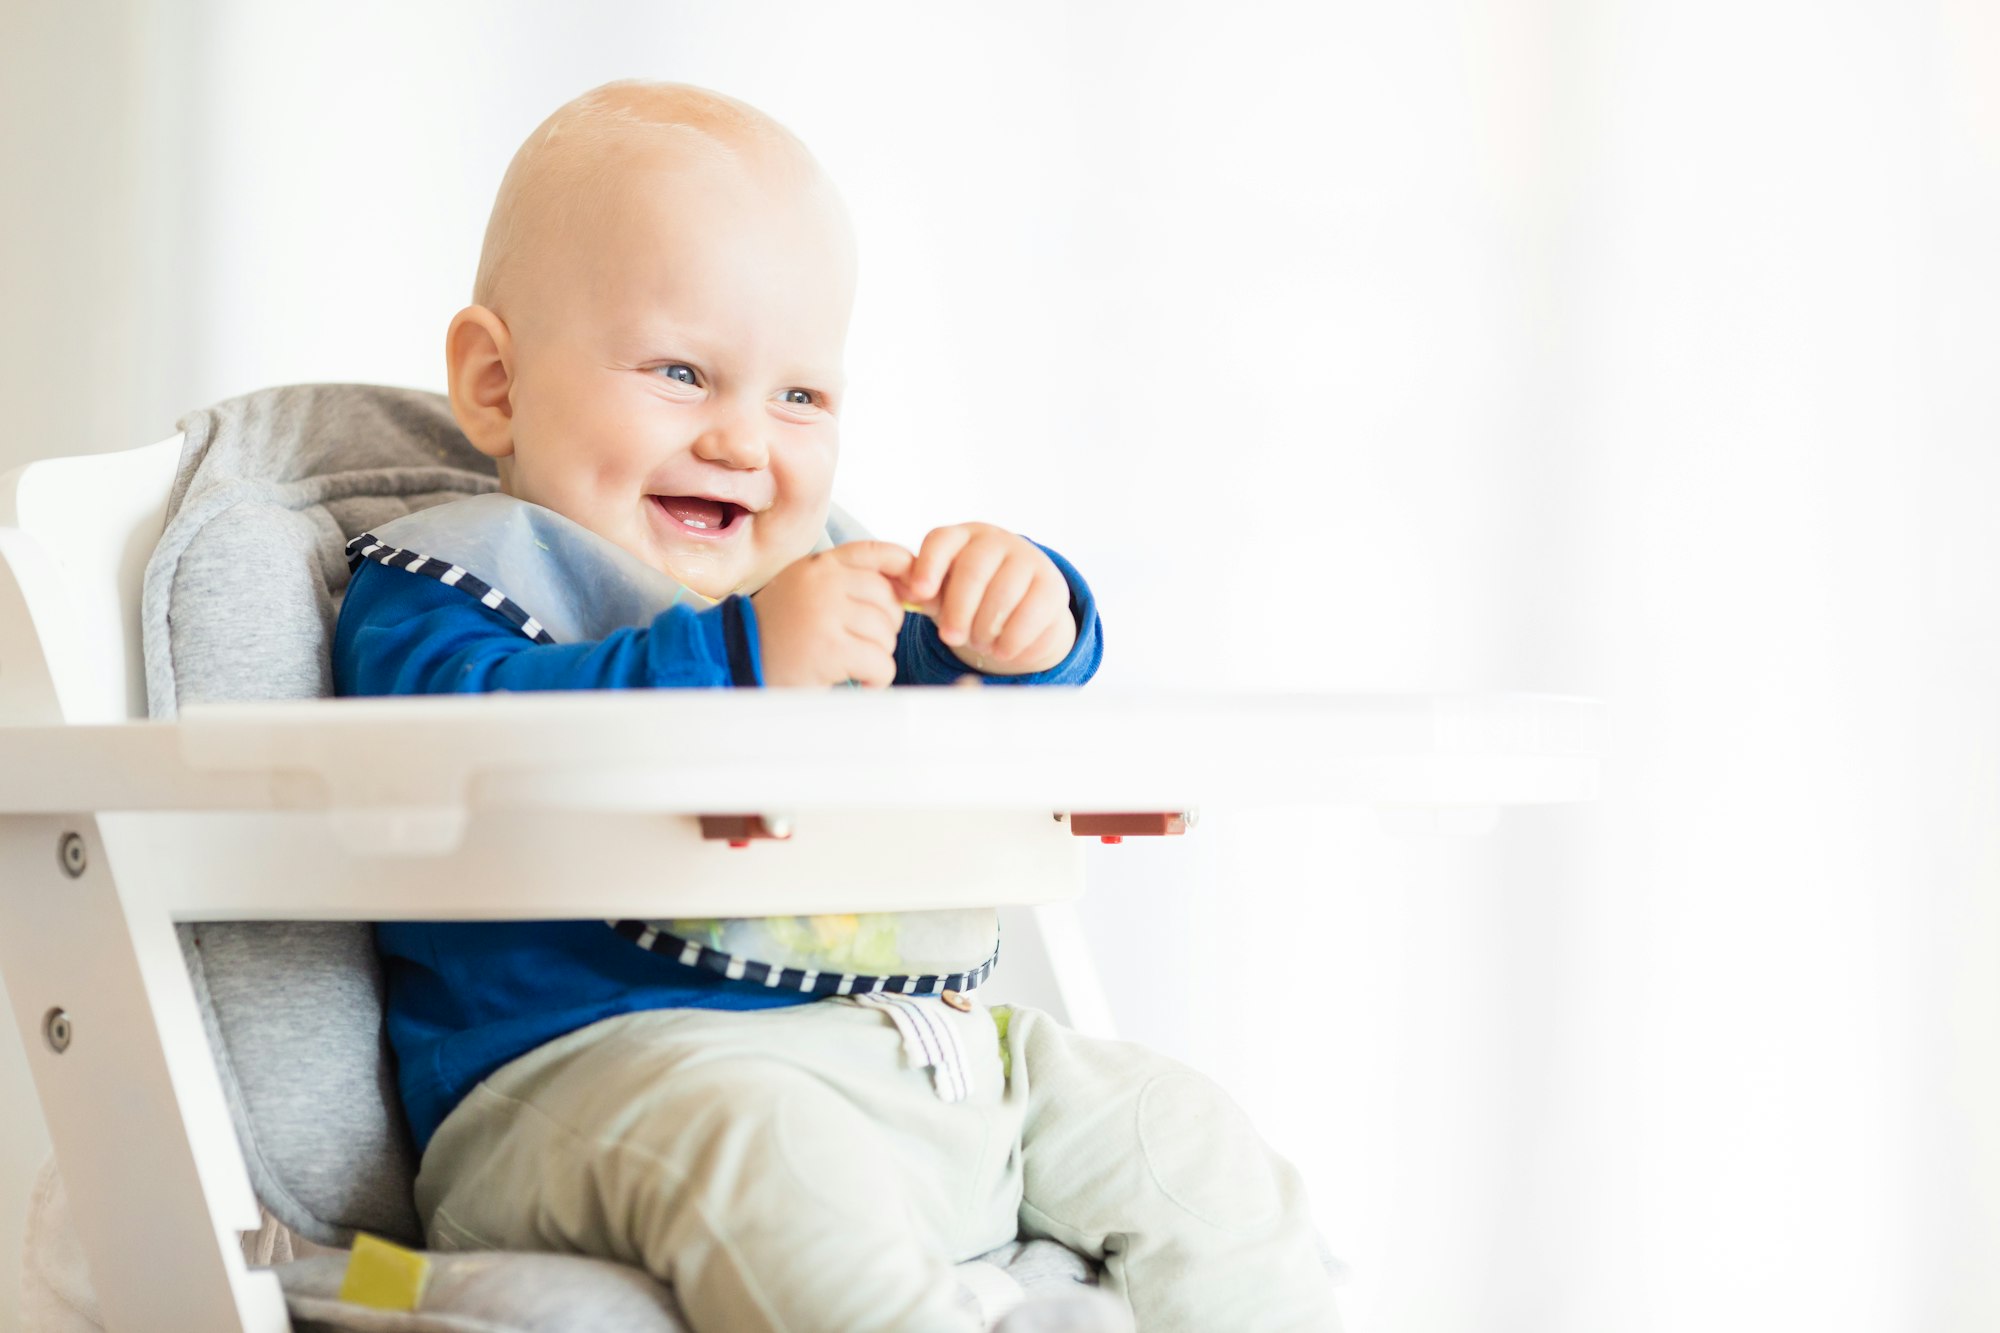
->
<box><xmin>1004</xmin><ymin>1007</ymin><xmax>1342</xmax><ymax>1333</ymax></box>
<box><xmin>416</xmin><ymin>1004</ymin><xmax>996</xmax><ymax>1333</ymax></box>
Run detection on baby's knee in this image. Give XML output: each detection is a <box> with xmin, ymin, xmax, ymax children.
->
<box><xmin>1013</xmin><ymin>1018</ymin><xmax>1300</xmax><ymax>1237</ymax></box>
<box><xmin>1135</xmin><ymin>1070</ymin><xmax>1287</xmax><ymax>1233</ymax></box>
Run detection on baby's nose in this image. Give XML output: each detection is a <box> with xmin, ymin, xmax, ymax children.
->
<box><xmin>693</xmin><ymin>416</ymin><xmax>768</xmax><ymax>468</ymax></box>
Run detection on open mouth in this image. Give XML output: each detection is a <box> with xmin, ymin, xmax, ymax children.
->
<box><xmin>650</xmin><ymin>495</ymin><xmax>747</xmax><ymax>537</ymax></box>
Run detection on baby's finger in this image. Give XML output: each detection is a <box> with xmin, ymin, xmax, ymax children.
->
<box><xmin>843</xmin><ymin>584</ymin><xmax>904</xmax><ymax>648</ymax></box>
<box><xmin>993</xmin><ymin>576</ymin><xmax>1067</xmax><ymax>661</ymax></box>
<box><xmin>833</xmin><ymin>541</ymin><xmax>916</xmax><ymax>582</ymax></box>
<box><xmin>840</xmin><ymin>552</ymin><xmax>909</xmax><ymax>605</ymax></box>
<box><xmin>935</xmin><ymin>540</ymin><xmax>1008</xmax><ymax>647</ymax></box>
<box><xmin>970</xmin><ymin>556</ymin><xmax>1037</xmax><ymax>654</ymax></box>
<box><xmin>839</xmin><ymin>629</ymin><xmax>898</xmax><ymax>688</ymax></box>
<box><xmin>1008</xmin><ymin>617</ymin><xmax>1071</xmax><ymax>670</ymax></box>
<box><xmin>903</xmin><ymin>526</ymin><xmax>974</xmax><ymax>605</ymax></box>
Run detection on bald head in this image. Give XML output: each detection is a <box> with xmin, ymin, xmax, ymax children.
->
<box><xmin>443</xmin><ymin>81</ymin><xmax>860</xmax><ymax>598</ymax></box>
<box><xmin>471</xmin><ymin>80</ymin><xmax>853</xmax><ymax>322</ymax></box>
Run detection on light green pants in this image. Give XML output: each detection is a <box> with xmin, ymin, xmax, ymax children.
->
<box><xmin>415</xmin><ymin>996</ymin><xmax>1341</xmax><ymax>1333</ymax></box>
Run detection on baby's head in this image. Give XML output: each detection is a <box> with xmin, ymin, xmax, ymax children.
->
<box><xmin>445</xmin><ymin>81</ymin><xmax>857</xmax><ymax>601</ymax></box>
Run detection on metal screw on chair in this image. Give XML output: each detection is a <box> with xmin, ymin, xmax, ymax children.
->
<box><xmin>43</xmin><ymin>1008</ymin><xmax>71</xmax><ymax>1054</ymax></box>
<box><xmin>57</xmin><ymin>832</ymin><xmax>86</xmax><ymax>878</ymax></box>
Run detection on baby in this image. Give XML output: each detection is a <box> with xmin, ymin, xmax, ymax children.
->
<box><xmin>333</xmin><ymin>81</ymin><xmax>1341</xmax><ymax>1332</ymax></box>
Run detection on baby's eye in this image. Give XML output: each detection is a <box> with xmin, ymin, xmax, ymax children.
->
<box><xmin>653</xmin><ymin>364</ymin><xmax>699</xmax><ymax>386</ymax></box>
<box><xmin>780</xmin><ymin>389</ymin><xmax>816</xmax><ymax>406</ymax></box>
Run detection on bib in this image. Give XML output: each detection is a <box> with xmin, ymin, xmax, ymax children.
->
<box><xmin>345</xmin><ymin>493</ymin><xmax>999</xmax><ymax>996</ymax></box>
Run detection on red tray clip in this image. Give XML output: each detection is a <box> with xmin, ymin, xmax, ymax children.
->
<box><xmin>697</xmin><ymin>814</ymin><xmax>795</xmax><ymax>848</ymax></box>
<box><xmin>1064</xmin><ymin>811</ymin><xmax>1197</xmax><ymax>845</ymax></box>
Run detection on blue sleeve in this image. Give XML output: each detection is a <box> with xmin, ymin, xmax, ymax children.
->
<box><xmin>894</xmin><ymin>539</ymin><xmax>1103</xmax><ymax>687</ymax></box>
<box><xmin>333</xmin><ymin>558</ymin><xmax>764</xmax><ymax>697</ymax></box>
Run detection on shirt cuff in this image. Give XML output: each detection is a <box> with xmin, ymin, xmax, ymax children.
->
<box><xmin>655</xmin><ymin>596</ymin><xmax>764</xmax><ymax>688</ymax></box>
<box><xmin>721</xmin><ymin>595</ymin><xmax>764</xmax><ymax>687</ymax></box>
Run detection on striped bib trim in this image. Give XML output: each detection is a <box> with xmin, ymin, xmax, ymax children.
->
<box><xmin>346</xmin><ymin>531</ymin><xmax>556</xmax><ymax>645</ymax></box>
<box><xmin>607</xmin><ymin>919</ymin><xmax>1000</xmax><ymax>998</ymax></box>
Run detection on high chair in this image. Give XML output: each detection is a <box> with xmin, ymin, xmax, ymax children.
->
<box><xmin>0</xmin><ymin>384</ymin><xmax>1600</xmax><ymax>1333</ymax></box>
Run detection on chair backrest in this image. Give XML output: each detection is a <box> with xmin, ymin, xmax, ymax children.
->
<box><xmin>0</xmin><ymin>436</ymin><xmax>182</xmax><ymax>724</ymax></box>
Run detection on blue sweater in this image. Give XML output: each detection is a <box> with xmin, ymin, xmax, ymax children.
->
<box><xmin>332</xmin><ymin>538</ymin><xmax>1101</xmax><ymax>1151</ymax></box>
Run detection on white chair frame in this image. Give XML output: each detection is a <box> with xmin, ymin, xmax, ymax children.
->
<box><xmin>0</xmin><ymin>434</ymin><xmax>1600</xmax><ymax>1333</ymax></box>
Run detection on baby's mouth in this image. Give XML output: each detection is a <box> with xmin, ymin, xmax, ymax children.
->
<box><xmin>652</xmin><ymin>495</ymin><xmax>746</xmax><ymax>534</ymax></box>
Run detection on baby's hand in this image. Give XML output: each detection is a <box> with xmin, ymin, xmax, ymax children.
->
<box><xmin>898</xmin><ymin>523</ymin><xmax>1077</xmax><ymax>675</ymax></box>
<box><xmin>751</xmin><ymin>542</ymin><xmax>914</xmax><ymax>688</ymax></box>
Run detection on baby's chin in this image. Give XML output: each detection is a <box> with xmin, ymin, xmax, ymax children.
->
<box><xmin>655</xmin><ymin>548</ymin><xmax>773</xmax><ymax>604</ymax></box>
<box><xmin>657</xmin><ymin>559</ymin><xmax>733</xmax><ymax>603</ymax></box>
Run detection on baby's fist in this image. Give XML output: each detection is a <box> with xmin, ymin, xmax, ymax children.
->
<box><xmin>899</xmin><ymin>523</ymin><xmax>1076</xmax><ymax>675</ymax></box>
<box><xmin>752</xmin><ymin>542</ymin><xmax>914</xmax><ymax>687</ymax></box>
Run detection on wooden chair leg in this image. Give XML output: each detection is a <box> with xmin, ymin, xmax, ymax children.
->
<box><xmin>0</xmin><ymin>814</ymin><xmax>290</xmax><ymax>1333</ymax></box>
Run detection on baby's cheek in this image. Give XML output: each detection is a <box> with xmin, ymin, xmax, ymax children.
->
<box><xmin>755</xmin><ymin>522</ymin><xmax>816</xmax><ymax>583</ymax></box>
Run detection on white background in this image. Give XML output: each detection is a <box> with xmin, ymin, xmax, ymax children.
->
<box><xmin>4</xmin><ymin>2</ymin><xmax>1999</xmax><ymax>1330</ymax></box>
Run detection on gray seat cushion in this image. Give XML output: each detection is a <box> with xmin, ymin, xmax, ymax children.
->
<box><xmin>145</xmin><ymin>382</ymin><xmax>500</xmax><ymax>721</ymax></box>
<box><xmin>23</xmin><ymin>1151</ymin><xmax>1098</xmax><ymax>1333</ymax></box>
<box><xmin>149</xmin><ymin>384</ymin><xmax>498</xmax><ymax>1246</ymax></box>
<box><xmin>179</xmin><ymin>920</ymin><xmax>425</xmax><ymax>1247</ymax></box>
<box><xmin>274</xmin><ymin>1251</ymin><xmax>688</xmax><ymax>1332</ymax></box>
<box><xmin>271</xmin><ymin>1240</ymin><xmax>1098</xmax><ymax>1333</ymax></box>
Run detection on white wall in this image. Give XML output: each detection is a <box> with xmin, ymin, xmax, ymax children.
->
<box><xmin>4</xmin><ymin>3</ymin><xmax>1998</xmax><ymax>1330</ymax></box>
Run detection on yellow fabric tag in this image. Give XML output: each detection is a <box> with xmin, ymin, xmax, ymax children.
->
<box><xmin>991</xmin><ymin>1004</ymin><xmax>1013</xmax><ymax>1080</ymax></box>
<box><xmin>902</xmin><ymin>602</ymin><xmax>925</xmax><ymax>613</ymax></box>
<box><xmin>337</xmin><ymin>1232</ymin><xmax>431</xmax><ymax>1311</ymax></box>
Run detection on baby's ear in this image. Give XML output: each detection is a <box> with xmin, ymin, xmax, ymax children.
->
<box><xmin>445</xmin><ymin>305</ymin><xmax>516</xmax><ymax>460</ymax></box>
